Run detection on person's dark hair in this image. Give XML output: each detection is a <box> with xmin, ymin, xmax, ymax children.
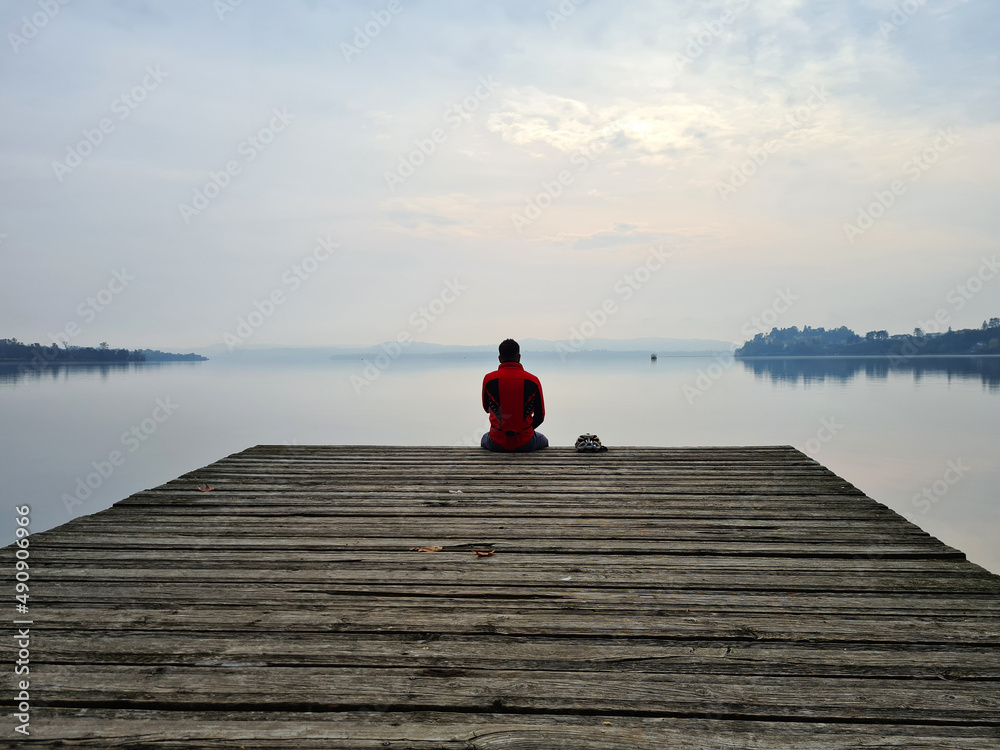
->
<box><xmin>498</xmin><ymin>338</ymin><xmax>520</xmax><ymax>362</ymax></box>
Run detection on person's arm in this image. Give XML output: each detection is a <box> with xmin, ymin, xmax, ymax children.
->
<box><xmin>530</xmin><ymin>378</ymin><xmax>545</xmax><ymax>428</ymax></box>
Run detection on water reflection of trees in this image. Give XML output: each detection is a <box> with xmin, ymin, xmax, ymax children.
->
<box><xmin>0</xmin><ymin>362</ymin><xmax>179</xmax><ymax>387</ymax></box>
<box><xmin>740</xmin><ymin>357</ymin><xmax>1000</xmax><ymax>392</ymax></box>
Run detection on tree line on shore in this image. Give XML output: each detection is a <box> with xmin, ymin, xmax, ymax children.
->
<box><xmin>0</xmin><ymin>339</ymin><xmax>207</xmax><ymax>363</ymax></box>
<box><xmin>736</xmin><ymin>319</ymin><xmax>1000</xmax><ymax>357</ymax></box>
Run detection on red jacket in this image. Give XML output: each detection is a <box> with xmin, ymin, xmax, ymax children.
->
<box><xmin>482</xmin><ymin>362</ymin><xmax>545</xmax><ymax>450</ymax></box>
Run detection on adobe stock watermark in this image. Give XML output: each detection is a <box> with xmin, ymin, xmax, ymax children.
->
<box><xmin>61</xmin><ymin>397</ymin><xmax>180</xmax><ymax>516</ymax></box>
<box><xmin>945</xmin><ymin>254</ymin><xmax>1000</xmax><ymax>313</ymax></box>
<box><xmin>903</xmin><ymin>459</ymin><xmax>970</xmax><ymax>521</ymax></box>
<box><xmin>51</xmin><ymin>66</ymin><xmax>169</xmax><ymax>182</ymax></box>
<box><xmin>178</xmin><ymin>107</ymin><xmax>295</xmax><ymax>223</ymax></box>
<box><xmin>547</xmin><ymin>0</ymin><xmax>586</xmax><ymax>30</ymax></box>
<box><xmin>510</xmin><ymin>121</ymin><xmax>624</xmax><ymax>234</ymax></box>
<box><xmin>214</xmin><ymin>0</ymin><xmax>244</xmax><ymax>21</ymax></box>
<box><xmin>889</xmin><ymin>254</ymin><xmax>999</xmax><ymax>365</ymax></box>
<box><xmin>803</xmin><ymin>417</ymin><xmax>843</xmax><ymax>455</ymax></box>
<box><xmin>673</xmin><ymin>0</ymin><xmax>751</xmax><ymax>74</ymax></box>
<box><xmin>716</xmin><ymin>84</ymin><xmax>829</xmax><ymax>202</ymax></box>
<box><xmin>7</xmin><ymin>0</ymin><xmax>73</xmax><ymax>54</ymax></box>
<box><xmin>48</xmin><ymin>267</ymin><xmax>135</xmax><ymax>347</ymax></box>
<box><xmin>223</xmin><ymin>235</ymin><xmax>339</xmax><ymax>350</ymax></box>
<box><xmin>350</xmin><ymin>278</ymin><xmax>467</xmax><ymax>393</ymax></box>
<box><xmin>683</xmin><ymin>288</ymin><xmax>799</xmax><ymax>404</ymax></box>
<box><xmin>340</xmin><ymin>0</ymin><xmax>404</xmax><ymax>62</ymax></box>
<box><xmin>879</xmin><ymin>0</ymin><xmax>929</xmax><ymax>41</ymax></box>
<box><xmin>737</xmin><ymin>288</ymin><xmax>799</xmax><ymax>342</ymax></box>
<box><xmin>456</xmin><ymin>415</ymin><xmax>493</xmax><ymax>448</ymax></box>
<box><xmin>384</xmin><ymin>76</ymin><xmax>499</xmax><ymax>192</ymax></box>
<box><xmin>843</xmin><ymin>128</ymin><xmax>960</xmax><ymax>245</ymax></box>
<box><xmin>14</xmin><ymin>268</ymin><xmax>136</xmax><ymax>377</ymax></box>
<box><xmin>556</xmin><ymin>245</ymin><xmax>670</xmax><ymax>359</ymax></box>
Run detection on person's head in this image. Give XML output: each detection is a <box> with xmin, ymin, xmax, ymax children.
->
<box><xmin>498</xmin><ymin>338</ymin><xmax>520</xmax><ymax>363</ymax></box>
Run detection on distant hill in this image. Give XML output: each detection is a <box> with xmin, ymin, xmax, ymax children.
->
<box><xmin>735</xmin><ymin>320</ymin><xmax>1000</xmax><ymax>357</ymax></box>
<box><xmin>138</xmin><ymin>349</ymin><xmax>208</xmax><ymax>362</ymax></box>
<box><xmin>519</xmin><ymin>337</ymin><xmax>735</xmax><ymax>354</ymax></box>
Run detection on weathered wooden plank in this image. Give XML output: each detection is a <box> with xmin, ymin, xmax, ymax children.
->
<box><xmin>197</xmin><ymin>452</ymin><xmax>831</xmax><ymax>463</ymax></box>
<box><xmin>27</xmin><ymin>523</ymin><xmax>946</xmax><ymax>545</ymax></box>
<box><xmin>110</xmin><ymin>497</ymin><xmax>902</xmax><ymax>515</ymax></box>
<box><xmin>26</xmin><ymin>535</ymin><xmax>965</xmax><ymax>558</ymax></box>
<box><xmin>119</xmin><ymin>489</ymin><xmax>880</xmax><ymax>503</ymax></box>
<box><xmin>23</xmin><ymin>556</ymin><xmax>995</xmax><ymax>586</ymax></box>
<box><xmin>54</xmin><ymin>513</ymin><xmax>915</xmax><ymax>530</ymax></box>
<box><xmin>185</xmin><ymin>470</ymin><xmax>843</xmax><ymax>482</ymax></box>
<box><xmin>26</xmin><ymin>549</ymin><xmax>980</xmax><ymax>573</ymax></box>
<box><xmin>115</xmin><ymin>490</ymin><xmax>888</xmax><ymax>502</ymax></box>
<box><xmin>227</xmin><ymin>451</ymin><xmax>814</xmax><ymax>464</ymax></box>
<box><xmin>26</xmin><ymin>665</ymin><xmax>1000</xmax><ymax>723</ymax></box>
<box><xmin>199</xmin><ymin>476</ymin><xmax>846</xmax><ymax>486</ymax></box>
<box><xmin>161</xmin><ymin>456</ymin><xmax>859</xmax><ymax>476</ymax></box>
<box><xmin>34</xmin><ymin>520</ymin><xmax>941</xmax><ymax>541</ymax></box>
<box><xmin>13</xmin><ymin>581</ymin><xmax>1000</xmax><ymax>614</ymax></box>
<box><xmin>173</xmin><ymin>449</ymin><xmax>823</xmax><ymax>458</ymax></box>
<box><xmin>14</xmin><ymin>632</ymin><xmax>1000</xmax><ymax>678</ymax></box>
<box><xmin>163</xmin><ymin>471</ymin><xmax>861</xmax><ymax>483</ymax></box>
<box><xmin>23</xmin><ymin>709</ymin><xmax>1000</xmax><ymax>749</ymax></box>
<box><xmin>148</xmin><ymin>484</ymin><xmax>865</xmax><ymax>499</ymax></box>
<box><xmin>14</xmin><ymin>606</ymin><xmax>1000</xmax><ymax>643</ymax></box>
<box><xmin>27</xmin><ymin>567</ymin><xmax>1000</xmax><ymax>594</ymax></box>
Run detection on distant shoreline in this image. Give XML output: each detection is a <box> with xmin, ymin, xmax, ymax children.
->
<box><xmin>735</xmin><ymin>353</ymin><xmax>1000</xmax><ymax>359</ymax></box>
<box><xmin>735</xmin><ymin>323</ymin><xmax>1000</xmax><ymax>357</ymax></box>
<box><xmin>0</xmin><ymin>359</ymin><xmax>206</xmax><ymax>365</ymax></box>
<box><xmin>1</xmin><ymin>340</ymin><xmax>209</xmax><ymax>364</ymax></box>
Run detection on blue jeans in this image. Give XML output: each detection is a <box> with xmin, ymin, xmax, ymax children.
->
<box><xmin>481</xmin><ymin>432</ymin><xmax>549</xmax><ymax>453</ymax></box>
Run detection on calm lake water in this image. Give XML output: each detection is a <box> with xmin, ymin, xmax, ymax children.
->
<box><xmin>2</xmin><ymin>355</ymin><xmax>998</xmax><ymax>573</ymax></box>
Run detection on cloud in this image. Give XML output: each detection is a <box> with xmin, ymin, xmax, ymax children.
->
<box><xmin>487</xmin><ymin>83</ymin><xmax>833</xmax><ymax>172</ymax></box>
<box><xmin>552</xmin><ymin>222</ymin><xmax>678</xmax><ymax>251</ymax></box>
<box><xmin>486</xmin><ymin>87</ymin><xmax>602</xmax><ymax>151</ymax></box>
<box><xmin>378</xmin><ymin>195</ymin><xmax>497</xmax><ymax>239</ymax></box>
<box><xmin>385</xmin><ymin>209</ymin><xmax>461</xmax><ymax>230</ymax></box>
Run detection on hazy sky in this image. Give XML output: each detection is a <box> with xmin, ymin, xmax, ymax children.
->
<box><xmin>2</xmin><ymin>0</ymin><xmax>997</xmax><ymax>350</ymax></box>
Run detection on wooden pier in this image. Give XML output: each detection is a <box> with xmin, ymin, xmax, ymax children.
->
<box><xmin>6</xmin><ymin>445</ymin><xmax>1000</xmax><ymax>747</ymax></box>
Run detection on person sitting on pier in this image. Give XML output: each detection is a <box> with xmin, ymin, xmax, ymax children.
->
<box><xmin>481</xmin><ymin>339</ymin><xmax>548</xmax><ymax>453</ymax></box>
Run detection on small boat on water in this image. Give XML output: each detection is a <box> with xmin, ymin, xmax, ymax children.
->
<box><xmin>650</xmin><ymin>353</ymin><xmax>657</xmax><ymax>361</ymax></box>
